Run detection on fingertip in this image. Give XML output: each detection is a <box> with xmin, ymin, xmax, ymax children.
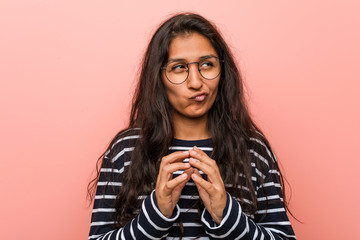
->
<box><xmin>194</xmin><ymin>146</ymin><xmax>203</xmax><ymax>153</ymax></box>
<box><xmin>190</xmin><ymin>149</ymin><xmax>197</xmax><ymax>156</ymax></box>
<box><xmin>189</xmin><ymin>158</ymin><xmax>200</xmax><ymax>168</ymax></box>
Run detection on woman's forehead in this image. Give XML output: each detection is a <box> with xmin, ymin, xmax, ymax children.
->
<box><xmin>167</xmin><ymin>32</ymin><xmax>217</xmax><ymax>61</ymax></box>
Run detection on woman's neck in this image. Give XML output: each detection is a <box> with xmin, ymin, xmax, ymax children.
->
<box><xmin>172</xmin><ymin>113</ymin><xmax>211</xmax><ymax>140</ymax></box>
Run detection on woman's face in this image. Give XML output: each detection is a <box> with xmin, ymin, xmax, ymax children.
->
<box><xmin>161</xmin><ymin>32</ymin><xmax>220</xmax><ymax>122</ymax></box>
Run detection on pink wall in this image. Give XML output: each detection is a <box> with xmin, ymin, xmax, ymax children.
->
<box><xmin>1</xmin><ymin>0</ymin><xmax>359</xmax><ymax>239</ymax></box>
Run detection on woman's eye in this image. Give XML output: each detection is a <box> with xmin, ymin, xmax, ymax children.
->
<box><xmin>200</xmin><ymin>61</ymin><xmax>214</xmax><ymax>69</ymax></box>
<box><xmin>171</xmin><ymin>64</ymin><xmax>187</xmax><ymax>72</ymax></box>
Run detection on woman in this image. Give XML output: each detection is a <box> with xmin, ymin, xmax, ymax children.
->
<box><xmin>88</xmin><ymin>13</ymin><xmax>296</xmax><ymax>239</ymax></box>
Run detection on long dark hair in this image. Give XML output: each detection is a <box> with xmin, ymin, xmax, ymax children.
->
<box><xmin>88</xmin><ymin>12</ymin><xmax>292</xmax><ymax>227</ymax></box>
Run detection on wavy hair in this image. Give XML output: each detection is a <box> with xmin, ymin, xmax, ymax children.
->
<box><xmin>88</xmin><ymin>12</ymin><xmax>292</xmax><ymax>228</ymax></box>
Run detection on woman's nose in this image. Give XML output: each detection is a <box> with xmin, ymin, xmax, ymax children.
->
<box><xmin>186</xmin><ymin>63</ymin><xmax>203</xmax><ymax>89</ymax></box>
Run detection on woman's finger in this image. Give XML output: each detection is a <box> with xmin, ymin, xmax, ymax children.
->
<box><xmin>189</xmin><ymin>147</ymin><xmax>218</xmax><ymax>168</ymax></box>
<box><xmin>189</xmin><ymin>157</ymin><xmax>218</xmax><ymax>180</ymax></box>
<box><xmin>163</xmin><ymin>173</ymin><xmax>189</xmax><ymax>194</ymax></box>
<box><xmin>176</xmin><ymin>168</ymin><xmax>194</xmax><ymax>190</ymax></box>
<box><xmin>158</xmin><ymin>151</ymin><xmax>191</xmax><ymax>183</ymax></box>
<box><xmin>161</xmin><ymin>150</ymin><xmax>190</xmax><ymax>165</ymax></box>
<box><xmin>162</xmin><ymin>162</ymin><xmax>191</xmax><ymax>176</ymax></box>
<box><xmin>191</xmin><ymin>170</ymin><xmax>213</xmax><ymax>194</ymax></box>
<box><xmin>158</xmin><ymin>162</ymin><xmax>191</xmax><ymax>185</ymax></box>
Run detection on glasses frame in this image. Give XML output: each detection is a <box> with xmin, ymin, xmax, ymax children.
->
<box><xmin>161</xmin><ymin>56</ymin><xmax>224</xmax><ymax>85</ymax></box>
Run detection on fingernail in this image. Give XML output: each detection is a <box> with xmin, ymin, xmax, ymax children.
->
<box><xmin>182</xmin><ymin>173</ymin><xmax>188</xmax><ymax>179</ymax></box>
<box><xmin>190</xmin><ymin>150</ymin><xmax>197</xmax><ymax>155</ymax></box>
<box><xmin>183</xmin><ymin>151</ymin><xmax>189</xmax><ymax>155</ymax></box>
<box><xmin>194</xmin><ymin>146</ymin><xmax>199</xmax><ymax>150</ymax></box>
<box><xmin>185</xmin><ymin>163</ymin><xmax>190</xmax><ymax>167</ymax></box>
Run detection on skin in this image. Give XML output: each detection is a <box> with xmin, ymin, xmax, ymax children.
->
<box><xmin>162</xmin><ymin>32</ymin><xmax>220</xmax><ymax>140</ymax></box>
<box><xmin>155</xmin><ymin>32</ymin><xmax>227</xmax><ymax>224</ymax></box>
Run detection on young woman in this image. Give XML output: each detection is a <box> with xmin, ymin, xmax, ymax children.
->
<box><xmin>88</xmin><ymin>13</ymin><xmax>296</xmax><ymax>239</ymax></box>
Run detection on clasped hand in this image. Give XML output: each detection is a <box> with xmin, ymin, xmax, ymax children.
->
<box><xmin>155</xmin><ymin>146</ymin><xmax>227</xmax><ymax>224</ymax></box>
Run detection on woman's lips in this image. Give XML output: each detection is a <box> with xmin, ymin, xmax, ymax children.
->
<box><xmin>191</xmin><ymin>93</ymin><xmax>207</xmax><ymax>101</ymax></box>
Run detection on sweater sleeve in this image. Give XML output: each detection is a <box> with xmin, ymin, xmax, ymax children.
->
<box><xmin>88</xmin><ymin>138</ymin><xmax>180</xmax><ymax>240</ymax></box>
<box><xmin>200</xmin><ymin>140</ymin><xmax>296</xmax><ymax>239</ymax></box>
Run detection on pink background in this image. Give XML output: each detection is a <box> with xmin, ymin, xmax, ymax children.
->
<box><xmin>1</xmin><ymin>0</ymin><xmax>359</xmax><ymax>239</ymax></box>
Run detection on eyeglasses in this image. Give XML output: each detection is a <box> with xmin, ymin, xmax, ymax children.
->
<box><xmin>161</xmin><ymin>56</ymin><xmax>223</xmax><ymax>85</ymax></box>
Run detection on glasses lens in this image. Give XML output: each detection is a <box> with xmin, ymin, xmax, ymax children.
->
<box><xmin>165</xmin><ymin>61</ymin><xmax>188</xmax><ymax>84</ymax></box>
<box><xmin>198</xmin><ymin>57</ymin><xmax>221</xmax><ymax>80</ymax></box>
<box><xmin>164</xmin><ymin>57</ymin><xmax>221</xmax><ymax>84</ymax></box>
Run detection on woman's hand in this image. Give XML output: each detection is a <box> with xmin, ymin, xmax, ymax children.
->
<box><xmin>189</xmin><ymin>146</ymin><xmax>227</xmax><ymax>224</ymax></box>
<box><xmin>155</xmin><ymin>151</ymin><xmax>194</xmax><ymax>218</ymax></box>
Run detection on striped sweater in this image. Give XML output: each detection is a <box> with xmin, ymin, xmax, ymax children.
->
<box><xmin>89</xmin><ymin>131</ymin><xmax>296</xmax><ymax>239</ymax></box>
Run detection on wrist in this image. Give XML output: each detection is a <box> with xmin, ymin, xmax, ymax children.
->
<box><xmin>152</xmin><ymin>190</ymin><xmax>180</xmax><ymax>220</ymax></box>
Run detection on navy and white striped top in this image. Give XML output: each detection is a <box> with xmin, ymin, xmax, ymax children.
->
<box><xmin>88</xmin><ymin>131</ymin><xmax>296</xmax><ymax>239</ymax></box>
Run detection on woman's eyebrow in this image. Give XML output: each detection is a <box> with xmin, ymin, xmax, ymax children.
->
<box><xmin>167</xmin><ymin>54</ymin><xmax>217</xmax><ymax>63</ymax></box>
<box><xmin>199</xmin><ymin>54</ymin><xmax>217</xmax><ymax>60</ymax></box>
<box><xmin>167</xmin><ymin>58</ymin><xmax>186</xmax><ymax>63</ymax></box>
